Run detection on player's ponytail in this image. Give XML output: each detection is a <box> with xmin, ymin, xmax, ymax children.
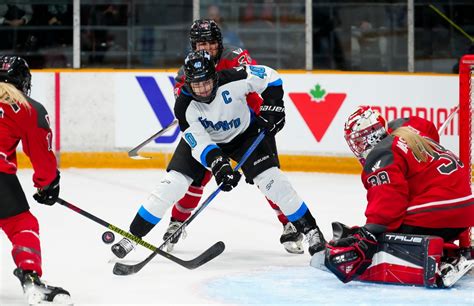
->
<box><xmin>0</xmin><ymin>82</ymin><xmax>29</xmax><ymax>109</ymax></box>
<box><xmin>391</xmin><ymin>126</ymin><xmax>435</xmax><ymax>162</ymax></box>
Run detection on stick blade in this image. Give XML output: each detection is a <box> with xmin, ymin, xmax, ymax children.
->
<box><xmin>182</xmin><ymin>241</ymin><xmax>226</xmax><ymax>270</ymax></box>
<box><xmin>113</xmin><ymin>261</ymin><xmax>144</xmax><ymax>276</ymax></box>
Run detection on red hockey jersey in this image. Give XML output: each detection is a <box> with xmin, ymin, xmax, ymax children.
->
<box><xmin>362</xmin><ymin>116</ymin><xmax>474</xmax><ymax>231</ymax></box>
<box><xmin>0</xmin><ymin>98</ymin><xmax>57</xmax><ymax>188</ymax></box>
<box><xmin>174</xmin><ymin>45</ymin><xmax>263</xmax><ymax>113</ymax></box>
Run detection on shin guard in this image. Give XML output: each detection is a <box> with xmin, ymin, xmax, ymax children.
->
<box><xmin>1</xmin><ymin>211</ymin><xmax>42</xmax><ymax>276</ymax></box>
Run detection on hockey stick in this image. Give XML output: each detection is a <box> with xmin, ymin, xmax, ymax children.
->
<box><xmin>113</xmin><ymin>130</ymin><xmax>267</xmax><ymax>276</ymax></box>
<box><xmin>128</xmin><ymin>119</ymin><xmax>179</xmax><ymax>159</ymax></box>
<box><xmin>56</xmin><ymin>198</ymin><xmax>224</xmax><ymax>270</ymax></box>
<box><xmin>429</xmin><ymin>4</ymin><xmax>474</xmax><ymax>43</ymax></box>
<box><xmin>438</xmin><ymin>106</ymin><xmax>459</xmax><ymax>135</ymax></box>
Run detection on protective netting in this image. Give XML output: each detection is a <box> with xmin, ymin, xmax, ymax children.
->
<box><xmin>459</xmin><ymin>54</ymin><xmax>474</xmax><ymax>248</ymax></box>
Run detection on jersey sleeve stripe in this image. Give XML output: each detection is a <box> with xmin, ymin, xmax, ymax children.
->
<box><xmin>200</xmin><ymin>144</ymin><xmax>220</xmax><ymax>167</ymax></box>
<box><xmin>268</xmin><ymin>79</ymin><xmax>283</xmax><ymax>87</ymax></box>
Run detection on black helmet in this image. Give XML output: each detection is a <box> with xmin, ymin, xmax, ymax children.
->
<box><xmin>184</xmin><ymin>50</ymin><xmax>218</xmax><ymax>103</ymax></box>
<box><xmin>189</xmin><ymin>19</ymin><xmax>223</xmax><ymax>61</ymax></box>
<box><xmin>0</xmin><ymin>56</ymin><xmax>32</xmax><ymax>96</ymax></box>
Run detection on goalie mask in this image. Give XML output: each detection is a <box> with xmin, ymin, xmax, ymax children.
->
<box><xmin>184</xmin><ymin>50</ymin><xmax>218</xmax><ymax>103</ymax></box>
<box><xmin>189</xmin><ymin>19</ymin><xmax>223</xmax><ymax>62</ymax></box>
<box><xmin>344</xmin><ymin>106</ymin><xmax>387</xmax><ymax>164</ymax></box>
<box><xmin>0</xmin><ymin>56</ymin><xmax>32</xmax><ymax>96</ymax></box>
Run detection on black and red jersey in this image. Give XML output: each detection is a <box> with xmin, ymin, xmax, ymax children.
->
<box><xmin>174</xmin><ymin>45</ymin><xmax>263</xmax><ymax>114</ymax></box>
<box><xmin>0</xmin><ymin>98</ymin><xmax>57</xmax><ymax>188</ymax></box>
<box><xmin>362</xmin><ymin>116</ymin><xmax>474</xmax><ymax>231</ymax></box>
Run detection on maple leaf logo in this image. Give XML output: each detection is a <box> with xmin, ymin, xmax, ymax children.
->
<box><xmin>289</xmin><ymin>84</ymin><xmax>347</xmax><ymax>142</ymax></box>
<box><xmin>310</xmin><ymin>84</ymin><xmax>327</xmax><ymax>102</ymax></box>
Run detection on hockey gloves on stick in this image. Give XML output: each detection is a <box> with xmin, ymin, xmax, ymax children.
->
<box><xmin>324</xmin><ymin>226</ymin><xmax>378</xmax><ymax>283</ymax></box>
<box><xmin>209</xmin><ymin>154</ymin><xmax>241</xmax><ymax>192</ymax></box>
<box><xmin>256</xmin><ymin>105</ymin><xmax>285</xmax><ymax>136</ymax></box>
<box><xmin>33</xmin><ymin>172</ymin><xmax>60</xmax><ymax>206</ymax></box>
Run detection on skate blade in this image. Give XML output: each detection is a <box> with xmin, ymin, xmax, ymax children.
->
<box><xmin>283</xmin><ymin>241</ymin><xmax>304</xmax><ymax>254</ymax></box>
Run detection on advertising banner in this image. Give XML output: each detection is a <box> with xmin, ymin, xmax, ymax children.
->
<box><xmin>114</xmin><ymin>72</ymin><xmax>459</xmax><ymax>155</ymax></box>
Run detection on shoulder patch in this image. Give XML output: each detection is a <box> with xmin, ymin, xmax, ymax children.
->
<box><xmin>363</xmin><ymin>136</ymin><xmax>395</xmax><ymax>173</ymax></box>
<box><xmin>217</xmin><ymin>68</ymin><xmax>247</xmax><ymax>87</ymax></box>
<box><xmin>221</xmin><ymin>45</ymin><xmax>243</xmax><ymax>60</ymax></box>
<box><xmin>388</xmin><ymin>118</ymin><xmax>409</xmax><ymax>132</ymax></box>
<box><xmin>27</xmin><ymin>98</ymin><xmax>50</xmax><ymax>129</ymax></box>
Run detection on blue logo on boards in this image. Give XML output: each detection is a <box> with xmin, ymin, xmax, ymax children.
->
<box><xmin>184</xmin><ymin>133</ymin><xmax>197</xmax><ymax>148</ymax></box>
<box><xmin>136</xmin><ymin>76</ymin><xmax>180</xmax><ymax>143</ymax></box>
<box><xmin>198</xmin><ymin>117</ymin><xmax>241</xmax><ymax>131</ymax></box>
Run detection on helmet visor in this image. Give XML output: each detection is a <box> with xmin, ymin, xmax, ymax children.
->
<box><xmin>190</xmin><ymin>79</ymin><xmax>215</xmax><ymax>100</ymax></box>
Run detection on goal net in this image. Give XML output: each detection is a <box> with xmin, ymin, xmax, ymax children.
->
<box><xmin>459</xmin><ymin>54</ymin><xmax>474</xmax><ymax>248</ymax></box>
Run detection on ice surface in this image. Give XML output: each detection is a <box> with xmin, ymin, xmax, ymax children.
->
<box><xmin>1</xmin><ymin>169</ymin><xmax>472</xmax><ymax>305</ymax></box>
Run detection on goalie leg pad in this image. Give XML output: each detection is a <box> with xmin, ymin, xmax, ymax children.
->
<box><xmin>357</xmin><ymin>233</ymin><xmax>444</xmax><ymax>287</ymax></box>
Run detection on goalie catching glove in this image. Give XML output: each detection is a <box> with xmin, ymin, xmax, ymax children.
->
<box><xmin>324</xmin><ymin>226</ymin><xmax>378</xmax><ymax>283</ymax></box>
<box><xmin>207</xmin><ymin>149</ymin><xmax>241</xmax><ymax>192</ymax></box>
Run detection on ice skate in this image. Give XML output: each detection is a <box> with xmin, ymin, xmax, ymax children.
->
<box><xmin>111</xmin><ymin>237</ymin><xmax>136</xmax><ymax>259</ymax></box>
<box><xmin>14</xmin><ymin>268</ymin><xmax>72</xmax><ymax>305</ymax></box>
<box><xmin>438</xmin><ymin>255</ymin><xmax>474</xmax><ymax>287</ymax></box>
<box><xmin>162</xmin><ymin>218</ymin><xmax>187</xmax><ymax>252</ymax></box>
<box><xmin>280</xmin><ymin>222</ymin><xmax>304</xmax><ymax>254</ymax></box>
<box><xmin>306</xmin><ymin>226</ymin><xmax>327</xmax><ymax>256</ymax></box>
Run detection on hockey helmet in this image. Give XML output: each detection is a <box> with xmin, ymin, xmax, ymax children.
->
<box><xmin>189</xmin><ymin>19</ymin><xmax>223</xmax><ymax>61</ymax></box>
<box><xmin>344</xmin><ymin>106</ymin><xmax>387</xmax><ymax>164</ymax></box>
<box><xmin>184</xmin><ymin>50</ymin><xmax>218</xmax><ymax>103</ymax></box>
<box><xmin>0</xmin><ymin>56</ymin><xmax>32</xmax><ymax>96</ymax></box>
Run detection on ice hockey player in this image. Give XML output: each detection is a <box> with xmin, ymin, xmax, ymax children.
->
<box><xmin>0</xmin><ymin>56</ymin><xmax>71</xmax><ymax>304</ymax></box>
<box><xmin>141</xmin><ymin>18</ymin><xmax>304</xmax><ymax>255</ymax></box>
<box><xmin>111</xmin><ymin>50</ymin><xmax>326</xmax><ymax>259</ymax></box>
<box><xmin>317</xmin><ymin>105</ymin><xmax>474</xmax><ymax>288</ymax></box>
<box><xmin>169</xmin><ymin>19</ymin><xmax>303</xmax><ymax>254</ymax></box>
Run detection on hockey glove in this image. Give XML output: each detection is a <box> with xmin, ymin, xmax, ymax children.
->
<box><xmin>255</xmin><ymin>105</ymin><xmax>285</xmax><ymax>136</ymax></box>
<box><xmin>210</xmin><ymin>155</ymin><xmax>241</xmax><ymax>192</ymax></box>
<box><xmin>324</xmin><ymin>226</ymin><xmax>378</xmax><ymax>283</ymax></box>
<box><xmin>33</xmin><ymin>172</ymin><xmax>60</xmax><ymax>206</ymax></box>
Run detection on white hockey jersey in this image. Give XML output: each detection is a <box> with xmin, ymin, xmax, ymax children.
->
<box><xmin>174</xmin><ymin>65</ymin><xmax>283</xmax><ymax>168</ymax></box>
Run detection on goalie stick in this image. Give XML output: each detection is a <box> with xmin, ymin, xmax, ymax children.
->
<box><xmin>128</xmin><ymin>119</ymin><xmax>178</xmax><ymax>159</ymax></box>
<box><xmin>56</xmin><ymin>198</ymin><xmax>224</xmax><ymax>270</ymax></box>
<box><xmin>112</xmin><ymin>129</ymin><xmax>267</xmax><ymax>276</ymax></box>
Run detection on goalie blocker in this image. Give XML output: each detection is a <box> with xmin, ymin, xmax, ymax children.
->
<box><xmin>313</xmin><ymin>230</ymin><xmax>473</xmax><ymax>288</ymax></box>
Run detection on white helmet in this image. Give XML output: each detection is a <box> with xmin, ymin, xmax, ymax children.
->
<box><xmin>344</xmin><ymin>106</ymin><xmax>388</xmax><ymax>164</ymax></box>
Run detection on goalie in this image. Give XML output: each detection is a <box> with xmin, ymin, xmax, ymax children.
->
<box><xmin>317</xmin><ymin>106</ymin><xmax>474</xmax><ymax>287</ymax></box>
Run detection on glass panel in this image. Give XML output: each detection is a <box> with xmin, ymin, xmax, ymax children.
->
<box><xmin>314</xmin><ymin>1</ymin><xmax>408</xmax><ymax>72</ymax></box>
<box><xmin>200</xmin><ymin>0</ymin><xmax>306</xmax><ymax>69</ymax></box>
<box><xmin>0</xmin><ymin>1</ymin><xmax>73</xmax><ymax>68</ymax></box>
<box><xmin>80</xmin><ymin>0</ymin><xmax>192</xmax><ymax>68</ymax></box>
<box><xmin>415</xmin><ymin>1</ymin><xmax>474</xmax><ymax>73</ymax></box>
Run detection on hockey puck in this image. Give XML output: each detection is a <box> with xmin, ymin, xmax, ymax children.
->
<box><xmin>102</xmin><ymin>231</ymin><xmax>115</xmax><ymax>244</ymax></box>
